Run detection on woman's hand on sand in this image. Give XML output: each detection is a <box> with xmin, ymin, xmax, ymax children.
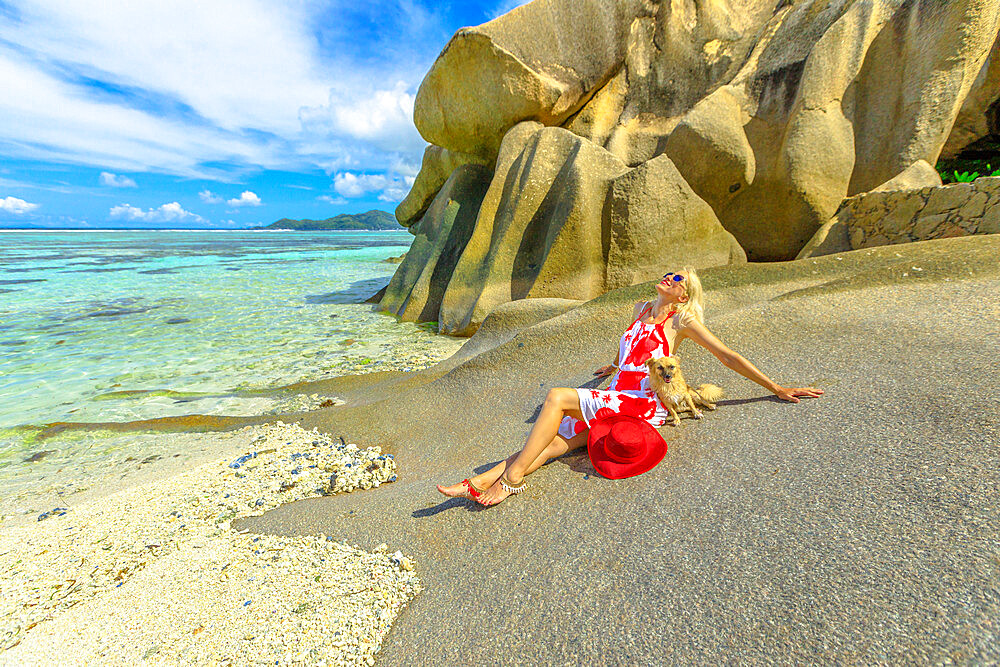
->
<box><xmin>774</xmin><ymin>386</ymin><xmax>824</xmax><ymax>403</ymax></box>
<box><xmin>594</xmin><ymin>364</ymin><xmax>616</xmax><ymax>377</ymax></box>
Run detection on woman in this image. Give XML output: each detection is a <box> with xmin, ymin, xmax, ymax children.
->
<box><xmin>437</xmin><ymin>267</ymin><xmax>823</xmax><ymax>506</ymax></box>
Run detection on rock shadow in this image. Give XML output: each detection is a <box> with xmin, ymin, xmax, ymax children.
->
<box><xmin>305</xmin><ymin>277</ymin><xmax>392</xmax><ymax>305</ymax></box>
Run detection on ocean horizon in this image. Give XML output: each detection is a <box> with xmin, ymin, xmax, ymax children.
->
<box><xmin>0</xmin><ymin>228</ymin><xmax>407</xmax><ymax>232</ymax></box>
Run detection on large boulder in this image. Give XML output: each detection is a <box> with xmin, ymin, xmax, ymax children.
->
<box><xmin>708</xmin><ymin>0</ymin><xmax>1000</xmax><ymax>260</ymax></box>
<box><xmin>414</xmin><ymin>0</ymin><xmax>643</xmax><ymax>160</ymax></box>
<box><xmin>941</xmin><ymin>33</ymin><xmax>1000</xmax><ymax>160</ymax></box>
<box><xmin>843</xmin><ymin>2</ymin><xmax>1000</xmax><ymax>195</ymax></box>
<box><xmin>395</xmin><ymin>147</ymin><xmax>493</xmax><ymax>227</ymax></box>
<box><xmin>662</xmin><ymin>86</ymin><xmax>756</xmax><ymax>212</ymax></box>
<box><xmin>386</xmin><ymin>122</ymin><xmax>746</xmax><ymax>335</ymax></box>
<box><xmin>604</xmin><ymin>154</ymin><xmax>746</xmax><ymax>292</ymax></box>
<box><xmin>536</xmin><ymin>0</ymin><xmax>783</xmax><ymax>167</ymax></box>
<box><xmin>437</xmin><ymin>123</ymin><xmax>630</xmax><ymax>335</ymax></box>
<box><xmin>379</xmin><ymin>164</ymin><xmax>493</xmax><ymax>322</ymax></box>
<box><xmin>389</xmin><ymin>0</ymin><xmax>1000</xmax><ymax>327</ymax></box>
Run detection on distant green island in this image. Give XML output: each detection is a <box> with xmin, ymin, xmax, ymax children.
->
<box><xmin>259</xmin><ymin>210</ymin><xmax>399</xmax><ymax>231</ymax></box>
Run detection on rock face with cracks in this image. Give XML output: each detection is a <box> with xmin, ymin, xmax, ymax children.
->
<box><xmin>385</xmin><ymin>0</ymin><xmax>1000</xmax><ymax>334</ymax></box>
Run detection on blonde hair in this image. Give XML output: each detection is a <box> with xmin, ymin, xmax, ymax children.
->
<box><xmin>675</xmin><ymin>266</ymin><xmax>704</xmax><ymax>325</ymax></box>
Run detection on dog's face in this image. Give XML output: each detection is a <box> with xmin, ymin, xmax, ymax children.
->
<box><xmin>646</xmin><ymin>356</ymin><xmax>680</xmax><ymax>384</ymax></box>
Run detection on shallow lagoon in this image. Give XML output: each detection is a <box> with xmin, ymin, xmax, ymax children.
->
<box><xmin>0</xmin><ymin>230</ymin><xmax>464</xmax><ymax>504</ymax></box>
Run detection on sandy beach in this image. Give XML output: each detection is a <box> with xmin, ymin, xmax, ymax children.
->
<box><xmin>2</xmin><ymin>235</ymin><xmax>998</xmax><ymax>664</ymax></box>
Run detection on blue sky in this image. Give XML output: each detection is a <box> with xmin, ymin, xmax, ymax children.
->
<box><xmin>0</xmin><ymin>0</ymin><xmax>529</xmax><ymax>228</ymax></box>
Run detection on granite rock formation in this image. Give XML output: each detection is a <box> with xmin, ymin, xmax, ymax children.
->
<box><xmin>385</xmin><ymin>0</ymin><xmax>1000</xmax><ymax>334</ymax></box>
<box><xmin>380</xmin><ymin>164</ymin><xmax>493</xmax><ymax>323</ymax></box>
<box><xmin>942</xmin><ymin>34</ymin><xmax>1000</xmax><ymax>160</ymax></box>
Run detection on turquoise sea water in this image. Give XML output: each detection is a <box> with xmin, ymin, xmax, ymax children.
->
<box><xmin>0</xmin><ymin>230</ymin><xmax>461</xmax><ymax>498</ymax></box>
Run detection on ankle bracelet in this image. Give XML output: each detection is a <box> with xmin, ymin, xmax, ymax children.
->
<box><xmin>499</xmin><ymin>474</ymin><xmax>527</xmax><ymax>494</ymax></box>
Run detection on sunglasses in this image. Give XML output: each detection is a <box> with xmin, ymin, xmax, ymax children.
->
<box><xmin>661</xmin><ymin>272</ymin><xmax>685</xmax><ymax>283</ymax></box>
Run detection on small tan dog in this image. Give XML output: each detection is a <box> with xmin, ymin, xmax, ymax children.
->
<box><xmin>645</xmin><ymin>356</ymin><xmax>724</xmax><ymax>426</ymax></box>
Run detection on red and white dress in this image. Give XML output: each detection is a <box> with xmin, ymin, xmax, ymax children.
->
<box><xmin>558</xmin><ymin>302</ymin><xmax>690</xmax><ymax>439</ymax></box>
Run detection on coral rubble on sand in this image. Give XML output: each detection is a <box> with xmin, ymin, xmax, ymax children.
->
<box><xmin>0</xmin><ymin>422</ymin><xmax>417</xmax><ymax>665</ymax></box>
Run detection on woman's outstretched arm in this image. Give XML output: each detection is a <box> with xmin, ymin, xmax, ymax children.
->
<box><xmin>679</xmin><ymin>319</ymin><xmax>823</xmax><ymax>403</ymax></box>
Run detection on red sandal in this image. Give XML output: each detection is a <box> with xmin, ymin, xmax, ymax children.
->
<box><xmin>463</xmin><ymin>478</ymin><xmax>486</xmax><ymax>501</ymax></box>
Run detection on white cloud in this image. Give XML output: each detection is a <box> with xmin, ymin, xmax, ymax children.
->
<box><xmin>0</xmin><ymin>1</ymin><xmax>439</xmax><ymax>179</ymax></box>
<box><xmin>392</xmin><ymin>156</ymin><xmax>420</xmax><ymax>184</ymax></box>
<box><xmin>0</xmin><ymin>50</ymin><xmax>281</xmax><ymax>178</ymax></box>
<box><xmin>0</xmin><ymin>0</ymin><xmax>480</xmax><ymax>209</ymax></box>
<box><xmin>227</xmin><ymin>191</ymin><xmax>262</xmax><ymax>207</ymax></box>
<box><xmin>317</xmin><ymin>194</ymin><xmax>347</xmax><ymax>205</ymax></box>
<box><xmin>99</xmin><ymin>171</ymin><xmax>137</xmax><ymax>187</ymax></box>
<box><xmin>199</xmin><ymin>189</ymin><xmax>223</xmax><ymax>204</ymax></box>
<box><xmin>0</xmin><ymin>196</ymin><xmax>39</xmax><ymax>214</ymax></box>
<box><xmin>300</xmin><ymin>81</ymin><xmax>425</xmax><ymax>156</ymax></box>
<box><xmin>378</xmin><ymin>186</ymin><xmax>409</xmax><ymax>203</ymax></box>
<box><xmin>333</xmin><ymin>84</ymin><xmax>414</xmax><ymax>139</ymax></box>
<box><xmin>1</xmin><ymin>1</ymin><xmax>329</xmax><ymax>135</ymax></box>
<box><xmin>109</xmin><ymin>202</ymin><xmax>204</xmax><ymax>224</ymax></box>
<box><xmin>332</xmin><ymin>168</ymin><xmax>419</xmax><ymax>202</ymax></box>
<box><xmin>205</xmin><ymin>189</ymin><xmax>265</xmax><ymax>208</ymax></box>
<box><xmin>333</xmin><ymin>173</ymin><xmax>389</xmax><ymax>198</ymax></box>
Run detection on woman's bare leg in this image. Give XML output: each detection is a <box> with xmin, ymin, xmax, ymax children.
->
<box><xmin>437</xmin><ymin>389</ymin><xmax>585</xmax><ymax>500</ymax></box>
<box><xmin>508</xmin><ymin>387</ymin><xmax>584</xmax><ymax>481</ymax></box>
<box><xmin>479</xmin><ymin>427</ymin><xmax>588</xmax><ymax>485</ymax></box>
<box><xmin>476</xmin><ymin>388</ymin><xmax>583</xmax><ymax>505</ymax></box>
<box><xmin>436</xmin><ymin>428</ymin><xmax>589</xmax><ymax>499</ymax></box>
<box><xmin>523</xmin><ymin>429</ymin><xmax>588</xmax><ymax>473</ymax></box>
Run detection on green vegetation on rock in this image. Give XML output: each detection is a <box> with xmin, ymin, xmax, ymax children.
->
<box><xmin>937</xmin><ymin>136</ymin><xmax>1000</xmax><ymax>184</ymax></box>
<box><xmin>260</xmin><ymin>210</ymin><xmax>399</xmax><ymax>231</ymax></box>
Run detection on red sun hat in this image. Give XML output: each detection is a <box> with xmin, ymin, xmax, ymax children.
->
<box><xmin>587</xmin><ymin>413</ymin><xmax>668</xmax><ymax>479</ymax></box>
